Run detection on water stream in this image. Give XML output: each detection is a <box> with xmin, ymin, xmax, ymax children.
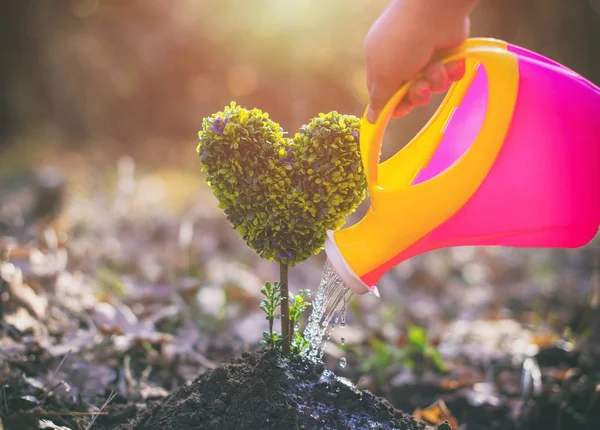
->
<box><xmin>301</xmin><ymin>259</ymin><xmax>353</xmax><ymax>364</ymax></box>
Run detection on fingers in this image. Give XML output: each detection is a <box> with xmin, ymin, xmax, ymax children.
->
<box><xmin>423</xmin><ymin>62</ymin><xmax>449</xmax><ymax>92</ymax></box>
<box><xmin>446</xmin><ymin>59</ymin><xmax>466</xmax><ymax>81</ymax></box>
<box><xmin>392</xmin><ymin>60</ymin><xmax>466</xmax><ymax>118</ymax></box>
<box><xmin>370</xmin><ymin>59</ymin><xmax>467</xmax><ymax>121</ymax></box>
<box><xmin>392</xmin><ymin>79</ymin><xmax>430</xmax><ymax>117</ymax></box>
<box><xmin>392</xmin><ymin>101</ymin><xmax>413</xmax><ymax>118</ymax></box>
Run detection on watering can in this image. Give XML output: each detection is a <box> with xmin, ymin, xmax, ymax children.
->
<box><xmin>324</xmin><ymin>38</ymin><xmax>600</xmax><ymax>296</ymax></box>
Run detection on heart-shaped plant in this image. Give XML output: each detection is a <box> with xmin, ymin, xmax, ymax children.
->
<box><xmin>197</xmin><ymin>102</ymin><xmax>367</xmax><ymax>267</ymax></box>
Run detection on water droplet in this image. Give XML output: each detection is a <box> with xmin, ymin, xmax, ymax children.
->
<box><xmin>340</xmin><ymin>357</ymin><xmax>347</xmax><ymax>368</ymax></box>
<box><xmin>340</xmin><ymin>337</ymin><xmax>345</xmax><ymax>345</ymax></box>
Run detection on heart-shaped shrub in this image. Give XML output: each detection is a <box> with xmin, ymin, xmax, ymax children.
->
<box><xmin>197</xmin><ymin>102</ymin><xmax>367</xmax><ymax>266</ymax></box>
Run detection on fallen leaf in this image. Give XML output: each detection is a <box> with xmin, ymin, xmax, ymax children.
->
<box><xmin>0</xmin><ymin>262</ymin><xmax>47</xmax><ymax>319</ymax></box>
<box><xmin>413</xmin><ymin>400</ymin><xmax>459</xmax><ymax>429</ymax></box>
<box><xmin>530</xmin><ymin>332</ymin><xmax>559</xmax><ymax>349</ymax></box>
<box><xmin>38</xmin><ymin>419</ymin><xmax>71</xmax><ymax>430</ymax></box>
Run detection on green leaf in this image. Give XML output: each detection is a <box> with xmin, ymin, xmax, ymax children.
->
<box><xmin>407</xmin><ymin>324</ymin><xmax>428</xmax><ymax>348</ymax></box>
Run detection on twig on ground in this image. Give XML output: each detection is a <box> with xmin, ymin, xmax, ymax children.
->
<box><xmin>41</xmin><ymin>350</ymin><xmax>72</xmax><ymax>404</ymax></box>
<box><xmin>2</xmin><ymin>384</ymin><xmax>8</xmax><ymax>416</ymax></box>
<box><xmin>43</xmin><ymin>411</ymin><xmax>109</xmax><ymax>417</ymax></box>
<box><xmin>86</xmin><ymin>391</ymin><xmax>117</xmax><ymax>430</ymax></box>
<box><xmin>123</xmin><ymin>355</ymin><xmax>136</xmax><ymax>394</ymax></box>
<box><xmin>190</xmin><ymin>351</ymin><xmax>216</xmax><ymax>369</ymax></box>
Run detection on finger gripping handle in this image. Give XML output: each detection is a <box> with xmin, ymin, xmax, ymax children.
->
<box><xmin>359</xmin><ymin>38</ymin><xmax>515</xmax><ymax>194</ymax></box>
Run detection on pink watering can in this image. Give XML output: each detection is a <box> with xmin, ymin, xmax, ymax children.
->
<box><xmin>324</xmin><ymin>38</ymin><xmax>600</xmax><ymax>296</ymax></box>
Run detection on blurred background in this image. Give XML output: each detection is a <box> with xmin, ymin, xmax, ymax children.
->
<box><xmin>1</xmin><ymin>0</ymin><xmax>600</xmax><ymax>161</ymax></box>
<box><xmin>0</xmin><ymin>1</ymin><xmax>599</xmax><ymax>428</ymax></box>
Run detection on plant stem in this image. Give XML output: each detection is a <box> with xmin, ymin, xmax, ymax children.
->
<box><xmin>280</xmin><ymin>262</ymin><xmax>290</xmax><ymax>354</ymax></box>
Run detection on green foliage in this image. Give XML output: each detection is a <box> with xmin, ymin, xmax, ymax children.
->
<box><xmin>356</xmin><ymin>324</ymin><xmax>447</xmax><ymax>384</ymax></box>
<box><xmin>403</xmin><ymin>324</ymin><xmax>447</xmax><ymax>373</ymax></box>
<box><xmin>259</xmin><ymin>281</ymin><xmax>282</xmax><ymax>321</ymax></box>
<box><xmin>291</xmin><ymin>331</ymin><xmax>310</xmax><ymax>355</ymax></box>
<box><xmin>289</xmin><ymin>289</ymin><xmax>311</xmax><ymax>323</ymax></box>
<box><xmin>197</xmin><ymin>102</ymin><xmax>366</xmax><ymax>266</ymax></box>
<box><xmin>288</xmin><ymin>288</ymin><xmax>311</xmax><ymax>354</ymax></box>
<box><xmin>258</xmin><ymin>281</ymin><xmax>312</xmax><ymax>354</ymax></box>
<box><xmin>261</xmin><ymin>331</ymin><xmax>282</xmax><ymax>348</ymax></box>
<box><xmin>259</xmin><ymin>281</ymin><xmax>282</xmax><ymax>347</ymax></box>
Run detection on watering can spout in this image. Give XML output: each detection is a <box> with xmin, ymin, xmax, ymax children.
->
<box><xmin>324</xmin><ymin>38</ymin><xmax>600</xmax><ymax>296</ymax></box>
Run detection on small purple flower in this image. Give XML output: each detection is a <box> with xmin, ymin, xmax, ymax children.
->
<box><xmin>210</xmin><ymin>117</ymin><xmax>230</xmax><ymax>135</ymax></box>
<box><xmin>351</xmin><ymin>130</ymin><xmax>359</xmax><ymax>141</ymax></box>
<box><xmin>279</xmin><ymin>148</ymin><xmax>295</xmax><ymax>165</ymax></box>
<box><xmin>278</xmin><ymin>249</ymin><xmax>293</xmax><ymax>260</ymax></box>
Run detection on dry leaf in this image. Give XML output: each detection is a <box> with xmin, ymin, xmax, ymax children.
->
<box><xmin>413</xmin><ymin>400</ymin><xmax>459</xmax><ymax>429</ymax></box>
<box><xmin>0</xmin><ymin>262</ymin><xmax>48</xmax><ymax>319</ymax></box>
<box><xmin>530</xmin><ymin>332</ymin><xmax>559</xmax><ymax>349</ymax></box>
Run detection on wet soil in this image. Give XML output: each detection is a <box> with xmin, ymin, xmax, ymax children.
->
<box><xmin>118</xmin><ymin>348</ymin><xmax>450</xmax><ymax>430</ymax></box>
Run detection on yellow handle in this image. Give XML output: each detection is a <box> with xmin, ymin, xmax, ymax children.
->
<box><xmin>332</xmin><ymin>37</ymin><xmax>520</xmax><ymax>281</ymax></box>
<box><xmin>360</xmin><ymin>38</ymin><xmax>514</xmax><ymax>197</ymax></box>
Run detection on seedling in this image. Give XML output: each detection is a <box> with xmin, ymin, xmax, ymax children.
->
<box><xmin>259</xmin><ymin>281</ymin><xmax>282</xmax><ymax>347</ymax></box>
<box><xmin>259</xmin><ymin>281</ymin><xmax>312</xmax><ymax>354</ymax></box>
<box><xmin>352</xmin><ymin>324</ymin><xmax>447</xmax><ymax>386</ymax></box>
<box><xmin>289</xmin><ymin>288</ymin><xmax>312</xmax><ymax>353</ymax></box>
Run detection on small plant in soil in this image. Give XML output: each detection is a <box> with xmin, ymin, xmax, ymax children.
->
<box><xmin>289</xmin><ymin>287</ymin><xmax>312</xmax><ymax>353</ymax></box>
<box><xmin>259</xmin><ymin>280</ymin><xmax>312</xmax><ymax>354</ymax></box>
<box><xmin>259</xmin><ymin>281</ymin><xmax>283</xmax><ymax>347</ymax></box>
<box><xmin>351</xmin><ymin>324</ymin><xmax>447</xmax><ymax>386</ymax></box>
<box><xmin>197</xmin><ymin>102</ymin><xmax>366</xmax><ymax>354</ymax></box>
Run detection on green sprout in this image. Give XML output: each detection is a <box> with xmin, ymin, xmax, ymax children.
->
<box><xmin>258</xmin><ymin>281</ymin><xmax>311</xmax><ymax>354</ymax></box>
<box><xmin>353</xmin><ymin>324</ymin><xmax>447</xmax><ymax>386</ymax></box>
<box><xmin>259</xmin><ymin>281</ymin><xmax>282</xmax><ymax>347</ymax></box>
<box><xmin>289</xmin><ymin>289</ymin><xmax>311</xmax><ymax>353</ymax></box>
<box><xmin>402</xmin><ymin>324</ymin><xmax>447</xmax><ymax>374</ymax></box>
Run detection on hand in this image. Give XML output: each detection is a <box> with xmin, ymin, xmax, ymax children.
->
<box><xmin>363</xmin><ymin>0</ymin><xmax>477</xmax><ymax>123</ymax></box>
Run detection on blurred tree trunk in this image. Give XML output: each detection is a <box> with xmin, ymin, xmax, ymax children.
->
<box><xmin>0</xmin><ymin>0</ymin><xmax>598</xmax><ymax>147</ymax></box>
<box><xmin>473</xmin><ymin>0</ymin><xmax>600</xmax><ymax>84</ymax></box>
<box><xmin>0</xmin><ymin>0</ymin><xmax>35</xmax><ymax>145</ymax></box>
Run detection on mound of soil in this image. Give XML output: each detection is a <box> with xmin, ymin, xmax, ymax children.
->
<box><xmin>120</xmin><ymin>348</ymin><xmax>451</xmax><ymax>430</ymax></box>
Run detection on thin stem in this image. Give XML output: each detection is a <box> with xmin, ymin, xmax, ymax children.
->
<box><xmin>289</xmin><ymin>317</ymin><xmax>295</xmax><ymax>347</ymax></box>
<box><xmin>280</xmin><ymin>262</ymin><xmax>290</xmax><ymax>354</ymax></box>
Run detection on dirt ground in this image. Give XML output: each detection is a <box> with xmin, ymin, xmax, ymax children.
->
<box><xmin>1</xmin><ymin>158</ymin><xmax>599</xmax><ymax>429</ymax></box>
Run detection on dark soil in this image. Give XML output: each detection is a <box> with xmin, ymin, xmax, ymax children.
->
<box><xmin>382</xmin><ymin>342</ymin><xmax>600</xmax><ymax>430</ymax></box>
<box><xmin>118</xmin><ymin>348</ymin><xmax>450</xmax><ymax>430</ymax></box>
<box><xmin>1</xmin><ymin>164</ymin><xmax>599</xmax><ymax>430</ymax></box>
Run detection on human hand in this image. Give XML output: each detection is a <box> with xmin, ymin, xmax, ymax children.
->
<box><xmin>363</xmin><ymin>0</ymin><xmax>478</xmax><ymax>123</ymax></box>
